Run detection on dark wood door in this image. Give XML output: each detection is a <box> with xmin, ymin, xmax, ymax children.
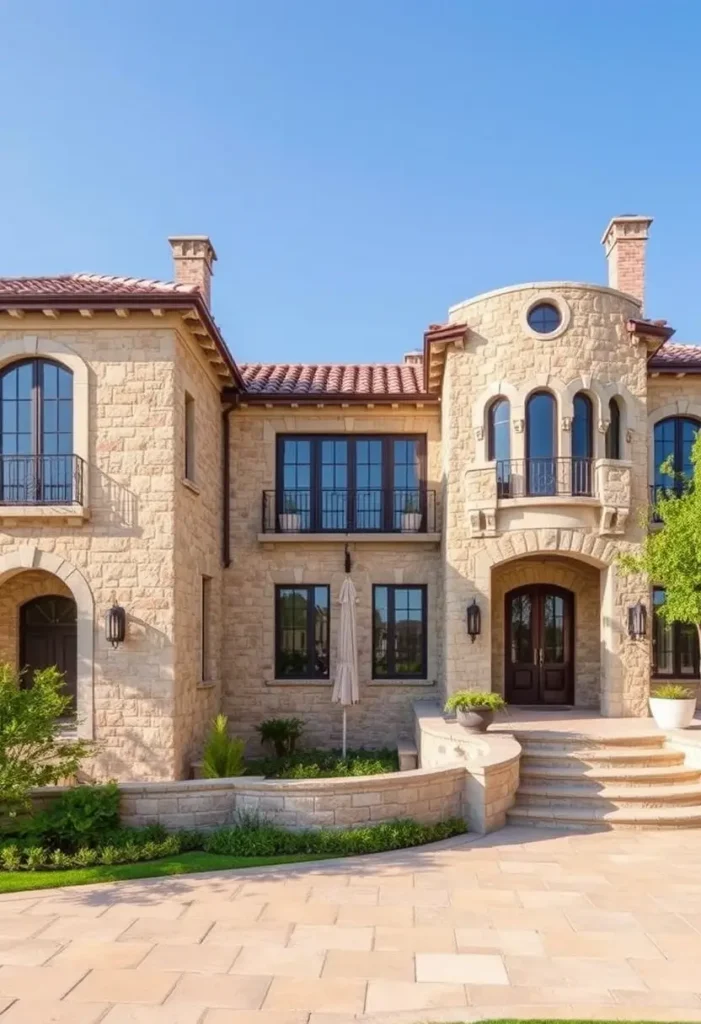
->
<box><xmin>505</xmin><ymin>585</ymin><xmax>574</xmax><ymax>705</ymax></box>
<box><xmin>20</xmin><ymin>595</ymin><xmax>77</xmax><ymax>707</ymax></box>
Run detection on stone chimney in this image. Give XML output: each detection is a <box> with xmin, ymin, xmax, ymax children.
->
<box><xmin>601</xmin><ymin>215</ymin><xmax>653</xmax><ymax>308</ymax></box>
<box><xmin>168</xmin><ymin>236</ymin><xmax>217</xmax><ymax>307</ymax></box>
<box><xmin>404</xmin><ymin>350</ymin><xmax>423</xmax><ymax>367</ymax></box>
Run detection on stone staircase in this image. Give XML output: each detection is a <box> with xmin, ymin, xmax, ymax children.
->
<box><xmin>507</xmin><ymin>732</ymin><xmax>701</xmax><ymax>829</ymax></box>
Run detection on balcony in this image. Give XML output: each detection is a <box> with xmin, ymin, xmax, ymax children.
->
<box><xmin>261</xmin><ymin>487</ymin><xmax>438</xmax><ymax>541</ymax></box>
<box><xmin>495</xmin><ymin>458</ymin><xmax>594</xmax><ymax>499</ymax></box>
<box><xmin>0</xmin><ymin>455</ymin><xmax>86</xmax><ymax>519</ymax></box>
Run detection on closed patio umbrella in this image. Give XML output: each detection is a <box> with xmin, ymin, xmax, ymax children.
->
<box><xmin>332</xmin><ymin>574</ymin><xmax>359</xmax><ymax>759</ymax></box>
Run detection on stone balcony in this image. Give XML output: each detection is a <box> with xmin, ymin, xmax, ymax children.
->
<box><xmin>466</xmin><ymin>457</ymin><xmax>632</xmax><ymax>538</ymax></box>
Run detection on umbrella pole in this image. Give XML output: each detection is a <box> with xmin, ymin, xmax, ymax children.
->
<box><xmin>342</xmin><ymin>707</ymin><xmax>347</xmax><ymax>760</ymax></box>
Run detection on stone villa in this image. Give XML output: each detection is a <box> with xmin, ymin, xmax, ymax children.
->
<box><xmin>0</xmin><ymin>216</ymin><xmax>699</xmax><ymax>783</ymax></box>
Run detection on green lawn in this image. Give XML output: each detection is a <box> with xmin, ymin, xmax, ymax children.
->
<box><xmin>0</xmin><ymin>851</ymin><xmax>326</xmax><ymax>894</ymax></box>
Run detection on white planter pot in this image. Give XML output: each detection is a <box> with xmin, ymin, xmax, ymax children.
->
<box><xmin>401</xmin><ymin>512</ymin><xmax>423</xmax><ymax>533</ymax></box>
<box><xmin>649</xmin><ymin>696</ymin><xmax>697</xmax><ymax>730</ymax></box>
<box><xmin>278</xmin><ymin>513</ymin><xmax>301</xmax><ymax>533</ymax></box>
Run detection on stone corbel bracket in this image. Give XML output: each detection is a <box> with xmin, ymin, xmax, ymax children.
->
<box><xmin>469</xmin><ymin>508</ymin><xmax>498</xmax><ymax>538</ymax></box>
<box><xmin>599</xmin><ymin>506</ymin><xmax>629</xmax><ymax>536</ymax></box>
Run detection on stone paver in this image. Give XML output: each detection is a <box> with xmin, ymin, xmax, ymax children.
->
<box><xmin>5</xmin><ymin>825</ymin><xmax>701</xmax><ymax>1019</ymax></box>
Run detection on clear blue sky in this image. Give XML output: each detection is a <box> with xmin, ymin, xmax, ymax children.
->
<box><xmin>1</xmin><ymin>1</ymin><xmax>700</xmax><ymax>364</ymax></box>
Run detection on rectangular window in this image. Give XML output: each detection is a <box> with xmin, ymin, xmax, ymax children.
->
<box><xmin>373</xmin><ymin>584</ymin><xmax>427</xmax><ymax>679</ymax></box>
<box><xmin>184</xmin><ymin>392</ymin><xmax>196</xmax><ymax>482</ymax></box>
<box><xmin>276</xmin><ymin>435</ymin><xmax>426</xmax><ymax>533</ymax></box>
<box><xmin>652</xmin><ymin>587</ymin><xmax>699</xmax><ymax>678</ymax></box>
<box><xmin>201</xmin><ymin>576</ymin><xmax>211</xmax><ymax>682</ymax></box>
<box><xmin>275</xmin><ymin>585</ymin><xmax>330</xmax><ymax>679</ymax></box>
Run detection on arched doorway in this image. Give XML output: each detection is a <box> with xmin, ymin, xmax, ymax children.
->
<box><xmin>20</xmin><ymin>595</ymin><xmax>77</xmax><ymax>707</ymax></box>
<box><xmin>505</xmin><ymin>584</ymin><xmax>574</xmax><ymax>705</ymax></box>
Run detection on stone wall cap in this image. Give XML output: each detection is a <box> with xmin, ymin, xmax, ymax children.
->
<box><xmin>448</xmin><ymin>281</ymin><xmax>642</xmax><ymax>316</ymax></box>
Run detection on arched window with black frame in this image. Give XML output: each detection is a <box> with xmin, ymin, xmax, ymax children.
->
<box><xmin>488</xmin><ymin>397</ymin><xmax>511</xmax><ymax>497</ymax></box>
<box><xmin>571</xmin><ymin>392</ymin><xmax>593</xmax><ymax>495</ymax></box>
<box><xmin>526</xmin><ymin>390</ymin><xmax>556</xmax><ymax>496</ymax></box>
<box><xmin>605</xmin><ymin>397</ymin><xmax>622</xmax><ymax>460</ymax></box>
<box><xmin>653</xmin><ymin>416</ymin><xmax>699</xmax><ymax>502</ymax></box>
<box><xmin>0</xmin><ymin>359</ymin><xmax>75</xmax><ymax>505</ymax></box>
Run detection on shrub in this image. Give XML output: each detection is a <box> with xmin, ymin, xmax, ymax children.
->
<box><xmin>22</xmin><ymin>783</ymin><xmax>120</xmax><ymax>850</ymax></box>
<box><xmin>444</xmin><ymin>690</ymin><xmax>507</xmax><ymax>712</ymax></box>
<box><xmin>652</xmin><ymin>683</ymin><xmax>696</xmax><ymax>700</ymax></box>
<box><xmin>202</xmin><ymin>715</ymin><xmax>245</xmax><ymax>779</ymax></box>
<box><xmin>247</xmin><ymin>748</ymin><xmax>398</xmax><ymax>779</ymax></box>
<box><xmin>0</xmin><ymin>664</ymin><xmax>90</xmax><ymax>817</ymax></box>
<box><xmin>256</xmin><ymin>718</ymin><xmax>304</xmax><ymax>757</ymax></box>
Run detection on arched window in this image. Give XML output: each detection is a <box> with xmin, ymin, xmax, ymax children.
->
<box><xmin>572</xmin><ymin>392</ymin><xmax>593</xmax><ymax>495</ymax></box>
<box><xmin>488</xmin><ymin>397</ymin><xmax>511</xmax><ymax>497</ymax></box>
<box><xmin>0</xmin><ymin>359</ymin><xmax>74</xmax><ymax>504</ymax></box>
<box><xmin>606</xmin><ymin>397</ymin><xmax>621</xmax><ymax>459</ymax></box>
<box><xmin>654</xmin><ymin>416</ymin><xmax>699</xmax><ymax>499</ymax></box>
<box><xmin>526</xmin><ymin>391</ymin><xmax>556</xmax><ymax>495</ymax></box>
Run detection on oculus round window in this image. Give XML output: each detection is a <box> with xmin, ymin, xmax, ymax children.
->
<box><xmin>527</xmin><ymin>302</ymin><xmax>561</xmax><ymax>334</ymax></box>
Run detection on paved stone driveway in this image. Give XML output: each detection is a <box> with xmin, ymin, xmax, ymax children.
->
<box><xmin>2</xmin><ymin>825</ymin><xmax>701</xmax><ymax>1022</ymax></box>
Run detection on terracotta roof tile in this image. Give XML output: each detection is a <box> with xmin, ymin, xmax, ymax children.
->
<box><xmin>650</xmin><ymin>342</ymin><xmax>701</xmax><ymax>368</ymax></box>
<box><xmin>0</xmin><ymin>273</ymin><xmax>196</xmax><ymax>299</ymax></box>
<box><xmin>240</xmin><ymin>362</ymin><xmax>426</xmax><ymax>398</ymax></box>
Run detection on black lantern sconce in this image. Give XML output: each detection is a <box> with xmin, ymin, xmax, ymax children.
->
<box><xmin>106</xmin><ymin>602</ymin><xmax>126</xmax><ymax>648</ymax></box>
<box><xmin>628</xmin><ymin>600</ymin><xmax>647</xmax><ymax>641</ymax></box>
<box><xmin>466</xmin><ymin>599</ymin><xmax>481</xmax><ymax>643</ymax></box>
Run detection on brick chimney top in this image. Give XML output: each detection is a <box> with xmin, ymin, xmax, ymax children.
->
<box><xmin>404</xmin><ymin>350</ymin><xmax>423</xmax><ymax>366</ymax></box>
<box><xmin>168</xmin><ymin>235</ymin><xmax>217</xmax><ymax>308</ymax></box>
<box><xmin>600</xmin><ymin>215</ymin><xmax>653</xmax><ymax>309</ymax></box>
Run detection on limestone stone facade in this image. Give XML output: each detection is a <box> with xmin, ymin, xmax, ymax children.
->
<box><xmin>1</xmin><ymin>216</ymin><xmax>700</xmax><ymax>782</ymax></box>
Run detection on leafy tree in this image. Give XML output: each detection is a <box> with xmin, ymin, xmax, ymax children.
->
<box><xmin>619</xmin><ymin>433</ymin><xmax>701</xmax><ymax>643</ymax></box>
<box><xmin>0</xmin><ymin>664</ymin><xmax>90</xmax><ymax>816</ymax></box>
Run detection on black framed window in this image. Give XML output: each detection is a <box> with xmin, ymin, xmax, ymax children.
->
<box><xmin>275</xmin><ymin>585</ymin><xmax>330</xmax><ymax>679</ymax></box>
<box><xmin>0</xmin><ymin>358</ymin><xmax>74</xmax><ymax>502</ymax></box>
<box><xmin>654</xmin><ymin>416</ymin><xmax>699</xmax><ymax>497</ymax></box>
<box><xmin>526</xmin><ymin>390</ymin><xmax>556</xmax><ymax>495</ymax></box>
<box><xmin>489</xmin><ymin>397</ymin><xmax>511</xmax><ymax>498</ymax></box>
<box><xmin>372</xmin><ymin>584</ymin><xmax>427</xmax><ymax>679</ymax></box>
<box><xmin>606</xmin><ymin>397</ymin><xmax>621</xmax><ymax>459</ymax></box>
<box><xmin>572</xmin><ymin>392</ymin><xmax>593</xmax><ymax>496</ymax></box>
<box><xmin>527</xmin><ymin>303</ymin><xmax>561</xmax><ymax>334</ymax></box>
<box><xmin>277</xmin><ymin>435</ymin><xmax>426</xmax><ymax>532</ymax></box>
<box><xmin>652</xmin><ymin>587</ymin><xmax>699</xmax><ymax>679</ymax></box>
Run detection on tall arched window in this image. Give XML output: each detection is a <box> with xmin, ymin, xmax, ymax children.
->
<box><xmin>488</xmin><ymin>397</ymin><xmax>511</xmax><ymax>497</ymax></box>
<box><xmin>572</xmin><ymin>392</ymin><xmax>593</xmax><ymax>495</ymax></box>
<box><xmin>654</xmin><ymin>416</ymin><xmax>699</xmax><ymax>499</ymax></box>
<box><xmin>0</xmin><ymin>359</ymin><xmax>74</xmax><ymax>504</ymax></box>
<box><xmin>606</xmin><ymin>397</ymin><xmax>621</xmax><ymax>460</ymax></box>
<box><xmin>526</xmin><ymin>391</ymin><xmax>556</xmax><ymax>495</ymax></box>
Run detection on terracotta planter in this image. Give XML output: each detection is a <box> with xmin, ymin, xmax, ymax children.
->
<box><xmin>649</xmin><ymin>696</ymin><xmax>697</xmax><ymax>730</ymax></box>
<box><xmin>456</xmin><ymin>707</ymin><xmax>494</xmax><ymax>732</ymax></box>
<box><xmin>401</xmin><ymin>511</ymin><xmax>423</xmax><ymax>533</ymax></box>
<box><xmin>278</xmin><ymin>513</ymin><xmax>301</xmax><ymax>533</ymax></box>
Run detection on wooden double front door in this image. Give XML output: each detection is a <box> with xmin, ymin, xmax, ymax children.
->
<box><xmin>505</xmin><ymin>584</ymin><xmax>574</xmax><ymax>705</ymax></box>
<box><xmin>20</xmin><ymin>595</ymin><xmax>77</xmax><ymax>706</ymax></box>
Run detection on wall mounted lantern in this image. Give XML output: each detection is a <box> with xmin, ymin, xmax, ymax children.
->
<box><xmin>627</xmin><ymin>600</ymin><xmax>647</xmax><ymax>640</ymax></box>
<box><xmin>106</xmin><ymin>603</ymin><xmax>126</xmax><ymax>648</ymax></box>
<box><xmin>467</xmin><ymin>599</ymin><xmax>481</xmax><ymax>643</ymax></box>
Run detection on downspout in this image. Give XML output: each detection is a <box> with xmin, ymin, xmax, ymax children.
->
<box><xmin>222</xmin><ymin>402</ymin><xmax>235</xmax><ymax>567</ymax></box>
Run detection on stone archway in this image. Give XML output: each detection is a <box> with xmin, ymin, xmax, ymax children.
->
<box><xmin>0</xmin><ymin>547</ymin><xmax>94</xmax><ymax>738</ymax></box>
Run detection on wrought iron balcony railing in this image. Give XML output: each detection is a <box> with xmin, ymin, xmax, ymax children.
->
<box><xmin>495</xmin><ymin>457</ymin><xmax>594</xmax><ymax>499</ymax></box>
<box><xmin>0</xmin><ymin>454</ymin><xmax>85</xmax><ymax>506</ymax></box>
<box><xmin>262</xmin><ymin>487</ymin><xmax>436</xmax><ymax>534</ymax></box>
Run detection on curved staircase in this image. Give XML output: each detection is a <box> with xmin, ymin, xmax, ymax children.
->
<box><xmin>507</xmin><ymin>732</ymin><xmax>701</xmax><ymax>829</ymax></box>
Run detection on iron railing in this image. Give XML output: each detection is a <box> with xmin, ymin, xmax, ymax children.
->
<box><xmin>0</xmin><ymin>454</ymin><xmax>85</xmax><ymax>505</ymax></box>
<box><xmin>262</xmin><ymin>487</ymin><xmax>436</xmax><ymax>534</ymax></box>
<box><xmin>495</xmin><ymin>457</ymin><xmax>594</xmax><ymax>499</ymax></box>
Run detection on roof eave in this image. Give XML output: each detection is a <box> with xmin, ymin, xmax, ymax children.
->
<box><xmin>224</xmin><ymin>389</ymin><xmax>439</xmax><ymax>406</ymax></box>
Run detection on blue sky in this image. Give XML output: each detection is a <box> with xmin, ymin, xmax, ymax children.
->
<box><xmin>1</xmin><ymin>1</ymin><xmax>700</xmax><ymax>364</ymax></box>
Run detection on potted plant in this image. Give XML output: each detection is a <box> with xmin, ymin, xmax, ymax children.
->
<box><xmin>649</xmin><ymin>683</ymin><xmax>698</xmax><ymax>730</ymax></box>
<box><xmin>444</xmin><ymin>690</ymin><xmax>507</xmax><ymax>732</ymax></box>
<box><xmin>401</xmin><ymin>494</ymin><xmax>423</xmax><ymax>533</ymax></box>
<box><xmin>278</xmin><ymin>495</ymin><xmax>301</xmax><ymax>533</ymax></box>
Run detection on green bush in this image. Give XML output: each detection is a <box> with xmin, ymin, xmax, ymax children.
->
<box><xmin>444</xmin><ymin>690</ymin><xmax>507</xmax><ymax>712</ymax></box>
<box><xmin>652</xmin><ymin>683</ymin><xmax>696</xmax><ymax>700</ymax></box>
<box><xmin>247</xmin><ymin>748</ymin><xmax>398</xmax><ymax>779</ymax></box>
<box><xmin>22</xmin><ymin>783</ymin><xmax>120</xmax><ymax>850</ymax></box>
<box><xmin>202</xmin><ymin>715</ymin><xmax>245</xmax><ymax>778</ymax></box>
<box><xmin>256</xmin><ymin>717</ymin><xmax>304</xmax><ymax>757</ymax></box>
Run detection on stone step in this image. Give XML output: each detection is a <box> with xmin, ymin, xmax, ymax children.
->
<box><xmin>519</xmin><ymin>763</ymin><xmax>701</xmax><ymax>787</ymax></box>
<box><xmin>521</xmin><ymin>746</ymin><xmax>685</xmax><ymax>770</ymax></box>
<box><xmin>512</xmin><ymin>731</ymin><xmax>665</xmax><ymax>751</ymax></box>
<box><xmin>507</xmin><ymin>803</ymin><xmax>701</xmax><ymax>830</ymax></box>
<box><xmin>516</xmin><ymin>780</ymin><xmax>701</xmax><ymax>808</ymax></box>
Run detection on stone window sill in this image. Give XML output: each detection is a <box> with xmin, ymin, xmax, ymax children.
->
<box><xmin>369</xmin><ymin>679</ymin><xmax>435</xmax><ymax>687</ymax></box>
<box><xmin>0</xmin><ymin>504</ymin><xmax>90</xmax><ymax>524</ymax></box>
<box><xmin>181</xmin><ymin>478</ymin><xmax>200</xmax><ymax>495</ymax></box>
<box><xmin>258</xmin><ymin>532</ymin><xmax>441</xmax><ymax>544</ymax></box>
<box><xmin>266</xmin><ymin>679</ymin><xmax>333</xmax><ymax>687</ymax></box>
<box><xmin>497</xmin><ymin>496</ymin><xmax>599</xmax><ymax>509</ymax></box>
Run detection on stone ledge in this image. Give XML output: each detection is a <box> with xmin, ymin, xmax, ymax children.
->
<box><xmin>257</xmin><ymin>532</ymin><xmax>441</xmax><ymax>544</ymax></box>
<box><xmin>0</xmin><ymin>504</ymin><xmax>90</xmax><ymax>523</ymax></box>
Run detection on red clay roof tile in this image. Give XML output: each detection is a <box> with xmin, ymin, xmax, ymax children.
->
<box><xmin>0</xmin><ymin>273</ymin><xmax>196</xmax><ymax>299</ymax></box>
<box><xmin>240</xmin><ymin>362</ymin><xmax>426</xmax><ymax>397</ymax></box>
<box><xmin>649</xmin><ymin>342</ymin><xmax>701</xmax><ymax>368</ymax></box>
